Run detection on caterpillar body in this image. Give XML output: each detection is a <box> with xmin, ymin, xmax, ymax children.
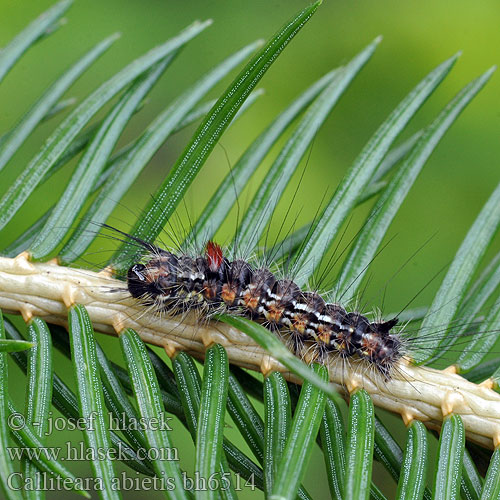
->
<box><xmin>126</xmin><ymin>237</ymin><xmax>403</xmax><ymax>380</ymax></box>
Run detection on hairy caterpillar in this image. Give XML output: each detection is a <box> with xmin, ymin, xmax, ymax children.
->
<box><xmin>124</xmin><ymin>232</ymin><xmax>402</xmax><ymax>380</ymax></box>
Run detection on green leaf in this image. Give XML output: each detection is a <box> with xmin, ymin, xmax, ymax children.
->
<box><xmin>0</xmin><ymin>311</ymin><xmax>22</xmax><ymax>500</ymax></box>
<box><xmin>217</xmin><ymin>314</ymin><xmax>337</xmax><ymax>398</ymax></box>
<box><xmin>234</xmin><ymin>37</ymin><xmax>379</xmax><ymax>255</ymax></box>
<box><xmin>147</xmin><ymin>347</ymin><xmax>181</xmax><ymax>400</ymax></box>
<box><xmin>480</xmin><ymin>446</ymin><xmax>500</xmax><ymax>500</ymax></box>
<box><xmin>7</xmin><ymin>400</ymin><xmax>90</xmax><ymax>498</ymax></box>
<box><xmin>456</xmin><ymin>293</ymin><xmax>500</xmax><ymax>372</ymax></box>
<box><xmin>440</xmin><ymin>249</ymin><xmax>500</xmax><ymax>372</ymax></box>
<box><xmin>433</xmin><ymin>415</ymin><xmax>465</xmax><ymax>500</ymax></box>
<box><xmin>4</xmin><ymin>319</ymin><xmax>152</xmax><ymax>477</ymax></box>
<box><xmin>62</xmin><ymin>92</ymin><xmax>215</xmax><ymax>196</ymax></box>
<box><xmin>196</xmin><ymin>344</ymin><xmax>229</xmax><ymax>500</ymax></box>
<box><xmin>490</xmin><ymin>363</ymin><xmax>500</xmax><ymax>390</ymax></box>
<box><xmin>22</xmin><ymin>318</ymin><xmax>53</xmax><ymax>500</ymax></box>
<box><xmin>373</xmin><ymin>417</ymin><xmax>432</xmax><ymax>500</ymax></box>
<box><xmin>388</xmin><ymin>306</ymin><xmax>429</xmax><ymax>324</ymax></box>
<box><xmin>0</xmin><ymin>97</ymin><xmax>77</xmax><ymax>161</ymax></box>
<box><xmin>4</xmin><ymin>135</ymin><xmax>102</xmax><ymax>255</ymax></box>
<box><xmin>0</xmin><ymin>19</ymin><xmax>211</xmax><ymax>231</ymax></box>
<box><xmin>417</xmin><ymin>175</ymin><xmax>500</xmax><ymax>363</ymax></box>
<box><xmin>94</xmin><ymin>342</ymin><xmax>150</xmax><ymax>461</ymax></box>
<box><xmin>464</xmin><ymin>249</ymin><xmax>500</xmax><ymax>310</ymax></box>
<box><xmin>461</xmin><ymin>448</ymin><xmax>482</xmax><ymax>500</ymax></box>
<box><xmin>275</xmin><ymin>133</ymin><xmax>425</xmax><ymax>257</ymax></box>
<box><xmin>464</xmin><ymin>357</ymin><xmax>500</xmax><ymax>383</ymax></box>
<box><xmin>337</xmin><ymin>67</ymin><xmax>494</xmax><ymax>301</ymax></box>
<box><xmin>273</xmin><ymin>223</ymin><xmax>313</xmax><ymax>262</ymax></box>
<box><xmin>270</xmin><ymin>363</ymin><xmax>328</xmax><ymax>500</ymax></box>
<box><xmin>356</xmin><ymin>180</ymin><xmax>388</xmax><ymax>205</ymax></box>
<box><xmin>208</xmin><ymin>368</ymin><xmax>281</xmax><ymax>495</ymax></box>
<box><xmin>0</xmin><ymin>34</ymin><xmax>117</xmax><ymax>172</ymax></box>
<box><xmin>374</xmin><ymin>416</ymin><xmax>404</xmax><ymax>481</ymax></box>
<box><xmin>371</xmin><ymin>131</ymin><xmax>422</xmax><ymax>183</ymax></box>
<box><xmin>396</xmin><ymin>421</ymin><xmax>428</xmax><ymax>500</ymax></box>
<box><xmin>42</xmin><ymin>122</ymin><xmax>102</xmax><ymax>183</ymax></box>
<box><xmin>174</xmin><ymin>99</ymin><xmax>217</xmax><ymax>132</ymax></box>
<box><xmin>172</xmin><ymin>352</ymin><xmax>237</xmax><ymax>500</ymax></box>
<box><xmin>263</xmin><ymin>372</ymin><xmax>291</xmax><ymax>496</ymax></box>
<box><xmin>227</xmin><ymin>372</ymin><xmax>265</xmax><ymax>463</ymax></box>
<box><xmin>230</xmin><ymin>366</ymin><xmax>265</xmax><ymax>401</ymax></box>
<box><xmin>58</xmin><ymin>40</ymin><xmax>261</xmax><ymax>263</ymax></box>
<box><xmin>174</xmin><ymin>89</ymin><xmax>260</xmax><ymax>137</ymax></box>
<box><xmin>344</xmin><ymin>389</ymin><xmax>375</xmax><ymax>500</ymax></box>
<box><xmin>187</xmin><ymin>67</ymin><xmax>340</xmax><ymax>244</ymax></box>
<box><xmin>292</xmin><ymin>53</ymin><xmax>459</xmax><ymax>285</ymax></box>
<box><xmin>30</xmin><ymin>56</ymin><xmax>172</xmax><ymax>258</ymax></box>
<box><xmin>454</xmin><ymin>250</ymin><xmax>500</xmax><ymax>372</ymax></box>
<box><xmin>277</xmin><ymin>181</ymin><xmax>397</xmax><ymax>260</ymax></box>
<box><xmin>320</xmin><ymin>398</ymin><xmax>346</xmax><ymax>500</ymax></box>
<box><xmin>40</xmin><ymin>97</ymin><xmax>77</xmax><ymax>122</ymax></box>
<box><xmin>0</xmin><ymin>338</ymin><xmax>34</xmax><ymax>352</ymax></box>
<box><xmin>371</xmin><ymin>484</ymin><xmax>389</xmax><ymax>500</ymax></box>
<box><xmin>172</xmin><ymin>352</ymin><xmax>202</xmax><ymax>436</ymax></box>
<box><xmin>0</xmin><ymin>0</ymin><xmax>72</xmax><ymax>84</ymax></box>
<box><xmin>4</xmin><ymin>211</ymin><xmax>51</xmax><ymax>256</ymax></box>
<box><xmin>223</xmin><ymin>442</ymin><xmax>265</xmax><ymax>492</ymax></box>
<box><xmin>254</xmin><ymin>375</ymin><xmax>312</xmax><ymax>500</ymax></box>
<box><xmin>92</xmin><ymin>89</ymin><xmax>259</xmax><ymax>197</ymax></box>
<box><xmin>119</xmin><ymin>328</ymin><xmax>189</xmax><ymax>499</ymax></box>
<box><xmin>111</xmin><ymin>0</ymin><xmax>322</xmax><ymax>273</ymax></box>
<box><xmin>68</xmin><ymin>305</ymin><xmax>121</xmax><ymax>500</ymax></box>
<box><xmin>110</xmin><ymin>360</ymin><xmax>184</xmax><ymax>420</ymax></box>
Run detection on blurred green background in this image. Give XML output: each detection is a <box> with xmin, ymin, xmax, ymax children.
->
<box><xmin>1</xmin><ymin>1</ymin><xmax>500</xmax><ymax>498</ymax></box>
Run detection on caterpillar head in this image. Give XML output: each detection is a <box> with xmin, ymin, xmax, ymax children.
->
<box><xmin>126</xmin><ymin>252</ymin><xmax>179</xmax><ymax>301</ymax></box>
<box><xmin>127</xmin><ymin>263</ymin><xmax>148</xmax><ymax>299</ymax></box>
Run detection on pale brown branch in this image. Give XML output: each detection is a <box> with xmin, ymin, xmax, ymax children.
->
<box><xmin>1</xmin><ymin>254</ymin><xmax>499</xmax><ymax>449</ymax></box>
